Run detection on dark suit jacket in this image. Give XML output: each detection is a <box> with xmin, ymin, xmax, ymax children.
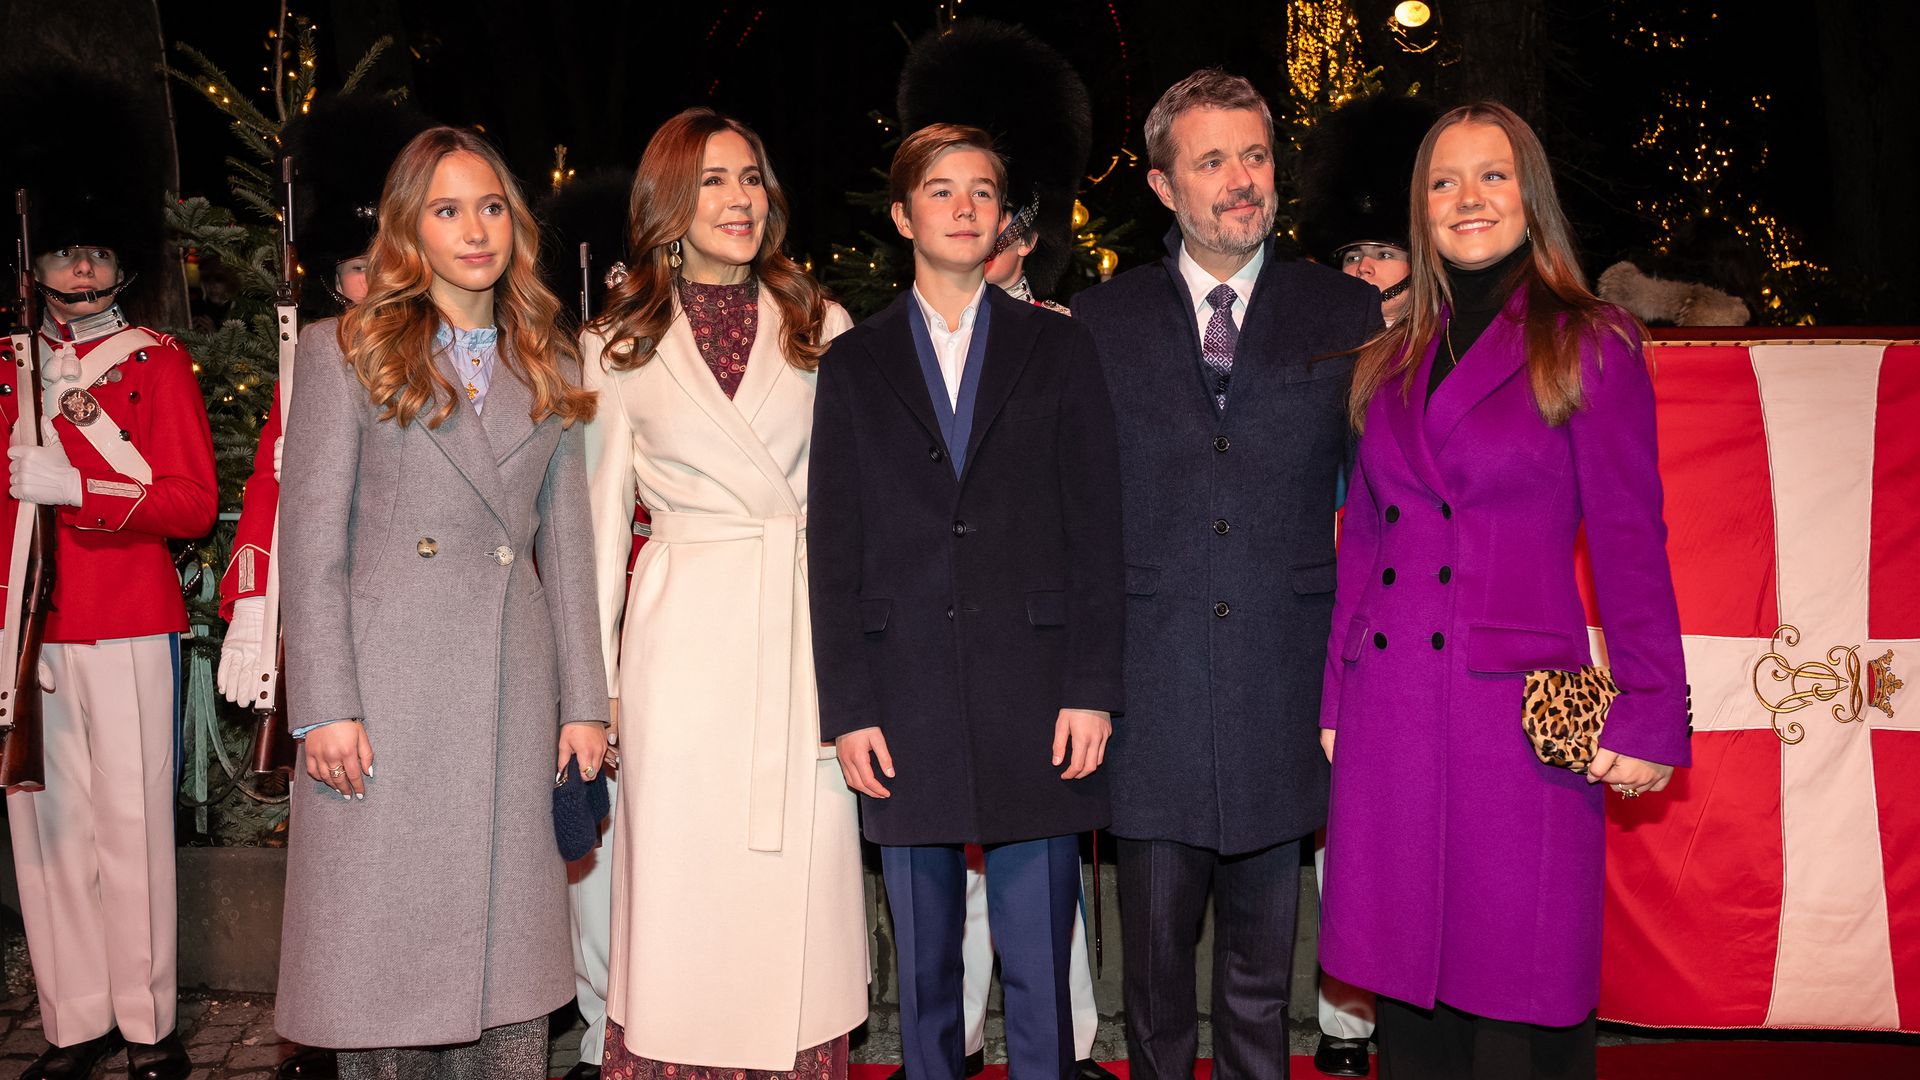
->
<box><xmin>809</xmin><ymin>287</ymin><xmax>1125</xmax><ymax>847</ymax></box>
<box><xmin>1072</xmin><ymin>228</ymin><xmax>1381</xmax><ymax>855</ymax></box>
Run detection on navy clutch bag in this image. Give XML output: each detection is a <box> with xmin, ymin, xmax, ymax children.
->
<box><xmin>553</xmin><ymin>757</ymin><xmax>610</xmax><ymax>861</ymax></box>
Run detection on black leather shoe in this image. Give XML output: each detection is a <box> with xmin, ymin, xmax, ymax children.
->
<box><xmin>1073</xmin><ymin>1060</ymin><xmax>1119</xmax><ymax>1080</ymax></box>
<box><xmin>563</xmin><ymin>1064</ymin><xmax>602</xmax><ymax>1080</ymax></box>
<box><xmin>279</xmin><ymin>1045</ymin><xmax>340</xmax><ymax>1078</ymax></box>
<box><xmin>1313</xmin><ymin>1033</ymin><xmax>1372</xmax><ymax>1078</ymax></box>
<box><xmin>21</xmin><ymin>1029</ymin><xmax>124</xmax><ymax>1079</ymax></box>
<box><xmin>125</xmin><ymin>1033</ymin><xmax>191</xmax><ymax>1080</ymax></box>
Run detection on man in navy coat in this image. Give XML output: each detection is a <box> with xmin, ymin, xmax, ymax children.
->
<box><xmin>810</xmin><ymin>123</ymin><xmax>1126</xmax><ymax>1080</ymax></box>
<box><xmin>1073</xmin><ymin>70</ymin><xmax>1381</xmax><ymax>1077</ymax></box>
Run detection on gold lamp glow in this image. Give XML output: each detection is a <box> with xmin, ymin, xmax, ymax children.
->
<box><xmin>1394</xmin><ymin>2</ymin><xmax>1432</xmax><ymax>28</ymax></box>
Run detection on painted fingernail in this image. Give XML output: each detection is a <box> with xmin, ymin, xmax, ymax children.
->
<box><xmin>355</xmin><ymin>792</ymin><xmax>364</xmax><ymax>800</ymax></box>
<box><xmin>366</xmin><ymin>765</ymin><xmax>375</xmax><ymax>777</ymax></box>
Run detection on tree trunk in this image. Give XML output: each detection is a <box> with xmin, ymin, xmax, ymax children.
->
<box><xmin>0</xmin><ymin>0</ymin><xmax>190</xmax><ymax>329</ymax></box>
<box><xmin>1440</xmin><ymin>0</ymin><xmax>1547</xmax><ymax>119</ymax></box>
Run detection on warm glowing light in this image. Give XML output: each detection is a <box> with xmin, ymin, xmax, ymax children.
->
<box><xmin>1394</xmin><ymin>2</ymin><xmax>1431</xmax><ymax>28</ymax></box>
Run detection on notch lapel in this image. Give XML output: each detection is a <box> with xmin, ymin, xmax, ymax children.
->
<box><xmin>1381</xmin><ymin>333</ymin><xmax>1453</xmax><ymax>502</ymax></box>
<box><xmin>864</xmin><ymin>292</ymin><xmax>949</xmax><ymax>453</ymax></box>
<box><xmin>1424</xmin><ymin>294</ymin><xmax>1530</xmax><ymax>457</ymax></box>
<box><xmin>959</xmin><ymin>290</ymin><xmax>1036</xmax><ymax>481</ymax></box>
<box><xmin>420</xmin><ymin>391</ymin><xmax>511</xmax><ymax>533</ymax></box>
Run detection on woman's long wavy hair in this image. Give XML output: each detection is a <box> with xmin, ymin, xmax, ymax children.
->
<box><xmin>1348</xmin><ymin>102</ymin><xmax>1640</xmax><ymax>431</ymax></box>
<box><xmin>592</xmin><ymin>107</ymin><xmax>833</xmax><ymax>371</ymax></box>
<box><xmin>337</xmin><ymin>125</ymin><xmax>594</xmax><ymax>428</ymax></box>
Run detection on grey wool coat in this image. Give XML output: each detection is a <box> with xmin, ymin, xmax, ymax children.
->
<box><xmin>275</xmin><ymin>319</ymin><xmax>608</xmax><ymax>1049</ymax></box>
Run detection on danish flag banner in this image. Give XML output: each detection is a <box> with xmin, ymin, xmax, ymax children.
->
<box><xmin>1592</xmin><ymin>334</ymin><xmax>1920</xmax><ymax>1031</ymax></box>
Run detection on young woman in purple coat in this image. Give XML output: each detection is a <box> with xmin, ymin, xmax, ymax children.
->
<box><xmin>1318</xmin><ymin>102</ymin><xmax>1691</xmax><ymax>1079</ymax></box>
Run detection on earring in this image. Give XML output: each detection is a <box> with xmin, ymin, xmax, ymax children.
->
<box><xmin>668</xmin><ymin>239</ymin><xmax>683</xmax><ymax>270</ymax></box>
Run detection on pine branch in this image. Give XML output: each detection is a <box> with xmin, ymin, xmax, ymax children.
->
<box><xmin>339</xmin><ymin>35</ymin><xmax>394</xmax><ymax>96</ymax></box>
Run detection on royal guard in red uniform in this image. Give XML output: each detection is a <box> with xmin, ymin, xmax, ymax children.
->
<box><xmin>217</xmin><ymin>99</ymin><xmax>432</xmax><ymax>716</ymax></box>
<box><xmin>2</xmin><ymin>68</ymin><xmax>216</xmax><ymax>1080</ymax></box>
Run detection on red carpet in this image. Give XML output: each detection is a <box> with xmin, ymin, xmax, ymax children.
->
<box><xmin>843</xmin><ymin>1039</ymin><xmax>1920</xmax><ymax>1078</ymax></box>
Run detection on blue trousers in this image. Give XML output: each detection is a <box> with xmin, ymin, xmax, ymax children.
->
<box><xmin>882</xmin><ymin>834</ymin><xmax>1081</xmax><ymax>1080</ymax></box>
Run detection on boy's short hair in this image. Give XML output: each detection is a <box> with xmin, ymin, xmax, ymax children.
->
<box><xmin>889</xmin><ymin>123</ymin><xmax>1008</xmax><ymax>208</ymax></box>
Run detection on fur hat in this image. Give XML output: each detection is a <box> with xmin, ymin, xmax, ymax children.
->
<box><xmin>897</xmin><ymin>20</ymin><xmax>1092</xmax><ymax>295</ymax></box>
<box><xmin>1297</xmin><ymin>94</ymin><xmax>1439</xmax><ymax>266</ymax></box>
<box><xmin>0</xmin><ymin>64</ymin><xmax>171</xmax><ymax>298</ymax></box>
<box><xmin>282</xmin><ymin>95</ymin><xmax>435</xmax><ymax>296</ymax></box>
<box><xmin>535</xmin><ymin>169</ymin><xmax>632</xmax><ymax>324</ymax></box>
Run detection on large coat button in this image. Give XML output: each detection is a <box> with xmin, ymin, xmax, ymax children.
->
<box><xmin>1374</xmin><ymin>632</ymin><xmax>1388</xmax><ymax>649</ymax></box>
<box><xmin>1432</xmin><ymin>632</ymin><xmax>1446</xmax><ymax>649</ymax></box>
<box><xmin>493</xmin><ymin>545</ymin><xmax>515</xmax><ymax>565</ymax></box>
<box><xmin>929</xmin><ymin>446</ymin><xmax>945</xmax><ymax>463</ymax></box>
<box><xmin>1213</xmin><ymin>601</ymin><xmax>1231</xmax><ymax>618</ymax></box>
<box><xmin>1382</xmin><ymin>568</ymin><xmax>1396</xmax><ymax>585</ymax></box>
<box><xmin>1438</xmin><ymin>565</ymin><xmax>1453</xmax><ymax>583</ymax></box>
<box><xmin>417</xmin><ymin>538</ymin><xmax>438</xmax><ymax>558</ymax></box>
<box><xmin>1385</xmin><ymin>505</ymin><xmax>1401</xmax><ymax>523</ymax></box>
<box><xmin>1213</xmin><ymin>435</ymin><xmax>1230</xmax><ymax>452</ymax></box>
<box><xmin>1440</xmin><ymin>502</ymin><xmax>1453</xmax><ymax>519</ymax></box>
<box><xmin>1212</xmin><ymin>518</ymin><xmax>1230</xmax><ymax>535</ymax></box>
<box><xmin>952</xmin><ymin>521</ymin><xmax>967</xmax><ymax>537</ymax></box>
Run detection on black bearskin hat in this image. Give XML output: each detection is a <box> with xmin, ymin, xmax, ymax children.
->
<box><xmin>1297</xmin><ymin>93</ymin><xmax>1440</xmax><ymax>266</ymax></box>
<box><xmin>0</xmin><ymin>64</ymin><xmax>171</xmax><ymax>302</ymax></box>
<box><xmin>536</xmin><ymin>169</ymin><xmax>633</xmax><ymax>328</ymax></box>
<box><xmin>282</xmin><ymin>94</ymin><xmax>434</xmax><ymax>311</ymax></box>
<box><xmin>897</xmin><ymin>20</ymin><xmax>1092</xmax><ymax>296</ymax></box>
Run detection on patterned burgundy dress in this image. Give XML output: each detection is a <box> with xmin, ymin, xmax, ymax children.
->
<box><xmin>600</xmin><ymin>274</ymin><xmax>851</xmax><ymax>1079</ymax></box>
<box><xmin>678</xmin><ymin>276</ymin><xmax>757</xmax><ymax>399</ymax></box>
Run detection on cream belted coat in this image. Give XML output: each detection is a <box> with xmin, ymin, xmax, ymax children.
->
<box><xmin>581</xmin><ymin>296</ymin><xmax>867</xmax><ymax>1069</ymax></box>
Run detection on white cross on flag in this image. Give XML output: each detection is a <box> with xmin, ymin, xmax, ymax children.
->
<box><xmin>1591</xmin><ymin>338</ymin><xmax>1920</xmax><ymax>1030</ymax></box>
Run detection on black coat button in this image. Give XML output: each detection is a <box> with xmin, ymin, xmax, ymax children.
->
<box><xmin>929</xmin><ymin>446</ymin><xmax>945</xmax><ymax>463</ymax></box>
<box><xmin>1212</xmin><ymin>519</ymin><xmax>1230</xmax><ymax>535</ymax></box>
<box><xmin>1213</xmin><ymin>601</ymin><xmax>1230</xmax><ymax>618</ymax></box>
<box><xmin>1432</xmin><ymin>632</ymin><xmax>1446</xmax><ymax>649</ymax></box>
<box><xmin>118</xmin><ymin>429</ymin><xmax>131</xmax><ymax>441</ymax></box>
<box><xmin>946</xmin><ymin>606</ymin><xmax>955</xmax><ymax>620</ymax></box>
<box><xmin>1382</xmin><ymin>568</ymin><xmax>1396</xmax><ymax>585</ymax></box>
<box><xmin>1374</xmin><ymin>632</ymin><xmax>1388</xmax><ymax>650</ymax></box>
<box><xmin>128</xmin><ymin>390</ymin><xmax>140</xmax><ymax>403</ymax></box>
<box><xmin>1213</xmin><ymin>436</ymin><xmax>1230</xmax><ymax>452</ymax></box>
<box><xmin>1440</xmin><ymin>502</ymin><xmax>1453</xmax><ymax>519</ymax></box>
<box><xmin>1438</xmin><ymin>565</ymin><xmax>1453</xmax><ymax>584</ymax></box>
<box><xmin>0</xmin><ymin>384</ymin><xmax>10</xmax><ymax>396</ymax></box>
<box><xmin>1385</xmin><ymin>505</ymin><xmax>1401</xmax><ymax>523</ymax></box>
<box><xmin>952</xmin><ymin>521</ymin><xmax>967</xmax><ymax>536</ymax></box>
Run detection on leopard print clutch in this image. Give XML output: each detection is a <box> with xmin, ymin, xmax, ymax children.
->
<box><xmin>1522</xmin><ymin>665</ymin><xmax>1620</xmax><ymax>772</ymax></box>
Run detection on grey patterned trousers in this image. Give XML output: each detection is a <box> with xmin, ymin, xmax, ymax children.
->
<box><xmin>335</xmin><ymin>1016</ymin><xmax>548</xmax><ymax>1080</ymax></box>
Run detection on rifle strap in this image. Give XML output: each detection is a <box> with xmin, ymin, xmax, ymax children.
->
<box><xmin>40</xmin><ymin>327</ymin><xmax>159</xmax><ymax>484</ymax></box>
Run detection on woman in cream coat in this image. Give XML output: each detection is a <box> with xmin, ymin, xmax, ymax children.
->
<box><xmin>582</xmin><ymin>108</ymin><xmax>865</xmax><ymax>1077</ymax></box>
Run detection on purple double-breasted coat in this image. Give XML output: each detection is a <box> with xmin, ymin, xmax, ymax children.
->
<box><xmin>1319</xmin><ymin>294</ymin><xmax>1691</xmax><ymax>1027</ymax></box>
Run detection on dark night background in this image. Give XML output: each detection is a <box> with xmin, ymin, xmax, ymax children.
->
<box><xmin>16</xmin><ymin>0</ymin><xmax>1920</xmax><ymax>324</ymax></box>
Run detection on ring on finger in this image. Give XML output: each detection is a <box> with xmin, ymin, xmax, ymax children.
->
<box><xmin>328</xmin><ymin>764</ymin><xmax>345</xmax><ymax>778</ymax></box>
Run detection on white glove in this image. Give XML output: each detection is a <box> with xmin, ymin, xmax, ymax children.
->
<box><xmin>273</xmin><ymin>436</ymin><xmax>284</xmax><ymax>482</ymax></box>
<box><xmin>218</xmin><ymin>596</ymin><xmax>268</xmax><ymax>706</ymax></box>
<box><xmin>7</xmin><ymin>444</ymin><xmax>83</xmax><ymax>507</ymax></box>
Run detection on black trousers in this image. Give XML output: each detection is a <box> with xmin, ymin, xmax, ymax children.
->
<box><xmin>1376</xmin><ymin>996</ymin><xmax>1597</xmax><ymax>1080</ymax></box>
<box><xmin>1116</xmin><ymin>835</ymin><xmax>1301</xmax><ymax>1080</ymax></box>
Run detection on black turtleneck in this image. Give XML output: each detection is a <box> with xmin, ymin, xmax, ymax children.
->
<box><xmin>1429</xmin><ymin>239</ymin><xmax>1532</xmax><ymax>401</ymax></box>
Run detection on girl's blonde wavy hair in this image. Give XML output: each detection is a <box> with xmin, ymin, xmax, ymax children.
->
<box><xmin>337</xmin><ymin>125</ymin><xmax>594</xmax><ymax>428</ymax></box>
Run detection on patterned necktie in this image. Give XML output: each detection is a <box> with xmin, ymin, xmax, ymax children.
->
<box><xmin>1203</xmin><ymin>283</ymin><xmax>1238</xmax><ymax>410</ymax></box>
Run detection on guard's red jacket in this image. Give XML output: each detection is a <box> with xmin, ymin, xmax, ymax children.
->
<box><xmin>0</xmin><ymin>325</ymin><xmax>218</xmax><ymax>642</ymax></box>
<box><xmin>218</xmin><ymin>392</ymin><xmax>279</xmax><ymax>621</ymax></box>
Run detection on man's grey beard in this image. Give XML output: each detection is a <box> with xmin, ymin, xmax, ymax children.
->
<box><xmin>1178</xmin><ymin>190</ymin><xmax>1276</xmax><ymax>261</ymax></box>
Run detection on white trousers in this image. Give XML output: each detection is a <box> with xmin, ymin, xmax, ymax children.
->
<box><xmin>6</xmin><ymin>635</ymin><xmax>179</xmax><ymax>1046</ymax></box>
<box><xmin>959</xmin><ymin>844</ymin><xmax>1100</xmax><ymax>1058</ymax></box>
<box><xmin>566</xmin><ymin>775</ymin><xmax>617</xmax><ymax>1066</ymax></box>
<box><xmin>1314</xmin><ymin>832</ymin><xmax>1376</xmax><ymax>1040</ymax></box>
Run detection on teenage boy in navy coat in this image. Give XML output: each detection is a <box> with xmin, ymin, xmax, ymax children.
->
<box><xmin>809</xmin><ymin>123</ymin><xmax>1125</xmax><ymax>1080</ymax></box>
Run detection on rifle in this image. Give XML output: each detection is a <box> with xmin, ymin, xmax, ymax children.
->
<box><xmin>245</xmin><ymin>156</ymin><xmax>298</xmax><ymax>783</ymax></box>
<box><xmin>0</xmin><ymin>189</ymin><xmax>51</xmax><ymax>791</ymax></box>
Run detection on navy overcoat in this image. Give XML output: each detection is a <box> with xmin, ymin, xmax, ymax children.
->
<box><xmin>809</xmin><ymin>288</ymin><xmax>1126</xmax><ymax>847</ymax></box>
<box><xmin>1073</xmin><ymin>228</ymin><xmax>1380</xmax><ymax>855</ymax></box>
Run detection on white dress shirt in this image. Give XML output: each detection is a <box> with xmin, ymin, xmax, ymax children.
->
<box><xmin>1175</xmin><ymin>241</ymin><xmax>1266</xmax><ymax>336</ymax></box>
<box><xmin>912</xmin><ymin>280</ymin><xmax>989</xmax><ymax>410</ymax></box>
